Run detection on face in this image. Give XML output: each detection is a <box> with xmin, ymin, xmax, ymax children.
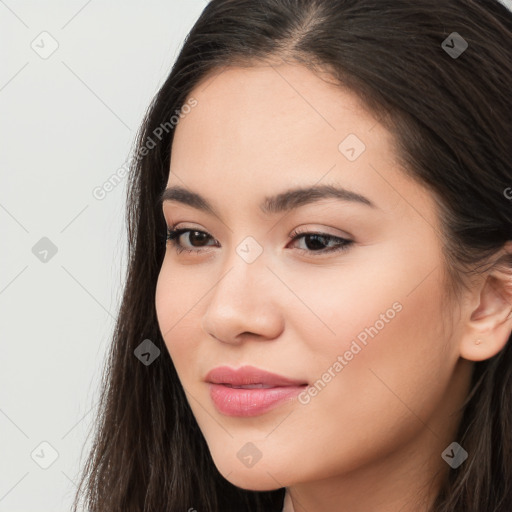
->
<box><xmin>155</xmin><ymin>63</ymin><xmax>469</xmax><ymax>492</ymax></box>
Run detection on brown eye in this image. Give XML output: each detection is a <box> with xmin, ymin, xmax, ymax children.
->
<box><xmin>288</xmin><ymin>230</ymin><xmax>354</xmax><ymax>256</ymax></box>
<box><xmin>166</xmin><ymin>228</ymin><xmax>217</xmax><ymax>254</ymax></box>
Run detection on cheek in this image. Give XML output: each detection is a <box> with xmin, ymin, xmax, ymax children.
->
<box><xmin>287</xmin><ymin>267</ymin><xmax>451</xmax><ymax>472</ymax></box>
<box><xmin>282</xmin><ymin>244</ymin><xmax>449</xmax><ymax>390</ymax></box>
<box><xmin>155</xmin><ymin>263</ymin><xmax>202</xmax><ymax>377</ymax></box>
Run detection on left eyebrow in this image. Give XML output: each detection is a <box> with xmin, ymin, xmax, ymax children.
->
<box><xmin>158</xmin><ymin>183</ymin><xmax>378</xmax><ymax>220</ymax></box>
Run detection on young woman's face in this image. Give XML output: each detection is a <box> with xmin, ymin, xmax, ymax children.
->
<box><xmin>155</xmin><ymin>63</ymin><xmax>472</xmax><ymax>494</ymax></box>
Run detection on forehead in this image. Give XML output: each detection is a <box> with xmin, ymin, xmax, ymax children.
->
<box><xmin>166</xmin><ymin>64</ymin><xmax>438</xmax><ymax>231</ymax></box>
<box><xmin>170</xmin><ymin>64</ymin><xmax>388</xmax><ymax>178</ymax></box>
<box><xmin>175</xmin><ymin>63</ymin><xmax>380</xmax><ymax>150</ymax></box>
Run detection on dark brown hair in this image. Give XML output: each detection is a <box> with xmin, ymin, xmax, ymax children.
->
<box><xmin>72</xmin><ymin>1</ymin><xmax>512</xmax><ymax>510</ymax></box>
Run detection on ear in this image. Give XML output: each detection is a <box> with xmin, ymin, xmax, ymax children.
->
<box><xmin>459</xmin><ymin>242</ymin><xmax>512</xmax><ymax>362</ymax></box>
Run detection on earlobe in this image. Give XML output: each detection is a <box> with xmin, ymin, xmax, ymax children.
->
<box><xmin>459</xmin><ymin>246</ymin><xmax>512</xmax><ymax>362</ymax></box>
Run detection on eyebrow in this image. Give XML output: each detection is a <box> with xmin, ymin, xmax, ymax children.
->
<box><xmin>158</xmin><ymin>183</ymin><xmax>377</xmax><ymax>218</ymax></box>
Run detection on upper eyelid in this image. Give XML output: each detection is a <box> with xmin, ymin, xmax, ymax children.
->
<box><xmin>166</xmin><ymin>223</ymin><xmax>351</xmax><ymax>237</ymax></box>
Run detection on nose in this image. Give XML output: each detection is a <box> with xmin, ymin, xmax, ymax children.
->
<box><xmin>201</xmin><ymin>252</ymin><xmax>284</xmax><ymax>345</ymax></box>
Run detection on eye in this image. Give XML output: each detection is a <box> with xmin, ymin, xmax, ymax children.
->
<box><xmin>165</xmin><ymin>228</ymin><xmax>218</xmax><ymax>255</ymax></box>
<box><xmin>287</xmin><ymin>228</ymin><xmax>354</xmax><ymax>256</ymax></box>
<box><xmin>164</xmin><ymin>226</ymin><xmax>354</xmax><ymax>257</ymax></box>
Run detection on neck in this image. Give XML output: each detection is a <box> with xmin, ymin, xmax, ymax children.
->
<box><xmin>283</xmin><ymin>429</ymin><xmax>449</xmax><ymax>512</ymax></box>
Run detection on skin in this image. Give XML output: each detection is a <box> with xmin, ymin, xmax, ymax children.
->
<box><xmin>155</xmin><ymin>62</ymin><xmax>512</xmax><ymax>512</ymax></box>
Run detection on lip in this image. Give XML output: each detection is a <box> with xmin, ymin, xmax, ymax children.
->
<box><xmin>205</xmin><ymin>365</ymin><xmax>308</xmax><ymax>417</ymax></box>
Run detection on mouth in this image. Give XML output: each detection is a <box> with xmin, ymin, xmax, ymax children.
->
<box><xmin>222</xmin><ymin>383</ymin><xmax>276</xmax><ymax>388</ymax></box>
<box><xmin>205</xmin><ymin>365</ymin><xmax>308</xmax><ymax>417</ymax></box>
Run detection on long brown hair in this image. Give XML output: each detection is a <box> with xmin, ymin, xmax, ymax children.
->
<box><xmin>72</xmin><ymin>1</ymin><xmax>512</xmax><ymax>510</ymax></box>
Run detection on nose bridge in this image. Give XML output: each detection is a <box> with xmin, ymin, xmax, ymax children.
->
<box><xmin>201</xmin><ymin>238</ymin><xmax>283</xmax><ymax>342</ymax></box>
<box><xmin>211</xmin><ymin>237</ymin><xmax>268</xmax><ymax>308</ymax></box>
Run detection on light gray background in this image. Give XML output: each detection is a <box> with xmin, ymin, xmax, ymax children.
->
<box><xmin>1</xmin><ymin>1</ymin><xmax>511</xmax><ymax>510</ymax></box>
<box><xmin>0</xmin><ymin>2</ymin><xmax>206</xmax><ymax>510</ymax></box>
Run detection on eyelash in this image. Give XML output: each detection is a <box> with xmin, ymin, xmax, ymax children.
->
<box><xmin>164</xmin><ymin>226</ymin><xmax>354</xmax><ymax>257</ymax></box>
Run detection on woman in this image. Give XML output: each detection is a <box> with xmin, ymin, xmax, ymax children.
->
<box><xmin>72</xmin><ymin>1</ymin><xmax>512</xmax><ymax>510</ymax></box>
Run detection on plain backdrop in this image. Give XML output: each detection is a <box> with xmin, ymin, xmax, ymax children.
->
<box><xmin>1</xmin><ymin>1</ymin><xmax>511</xmax><ymax>510</ymax></box>
<box><xmin>0</xmin><ymin>2</ymin><xmax>206</xmax><ymax>511</ymax></box>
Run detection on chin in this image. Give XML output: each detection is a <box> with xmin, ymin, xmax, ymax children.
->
<box><xmin>224</xmin><ymin>473</ymin><xmax>284</xmax><ymax>492</ymax></box>
<box><xmin>213</xmin><ymin>457</ymin><xmax>288</xmax><ymax>491</ymax></box>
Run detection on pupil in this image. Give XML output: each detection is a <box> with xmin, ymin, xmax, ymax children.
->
<box><xmin>190</xmin><ymin>231</ymin><xmax>208</xmax><ymax>246</ymax></box>
<box><xmin>306</xmin><ymin>234</ymin><xmax>327</xmax><ymax>250</ymax></box>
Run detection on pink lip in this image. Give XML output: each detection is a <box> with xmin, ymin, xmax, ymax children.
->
<box><xmin>205</xmin><ymin>365</ymin><xmax>308</xmax><ymax>417</ymax></box>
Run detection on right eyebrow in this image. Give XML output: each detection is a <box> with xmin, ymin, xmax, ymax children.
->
<box><xmin>158</xmin><ymin>183</ymin><xmax>377</xmax><ymax>221</ymax></box>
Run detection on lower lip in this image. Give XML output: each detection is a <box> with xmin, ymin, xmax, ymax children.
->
<box><xmin>208</xmin><ymin>383</ymin><xmax>306</xmax><ymax>417</ymax></box>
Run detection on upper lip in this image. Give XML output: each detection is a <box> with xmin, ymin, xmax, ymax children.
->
<box><xmin>205</xmin><ymin>365</ymin><xmax>308</xmax><ymax>387</ymax></box>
